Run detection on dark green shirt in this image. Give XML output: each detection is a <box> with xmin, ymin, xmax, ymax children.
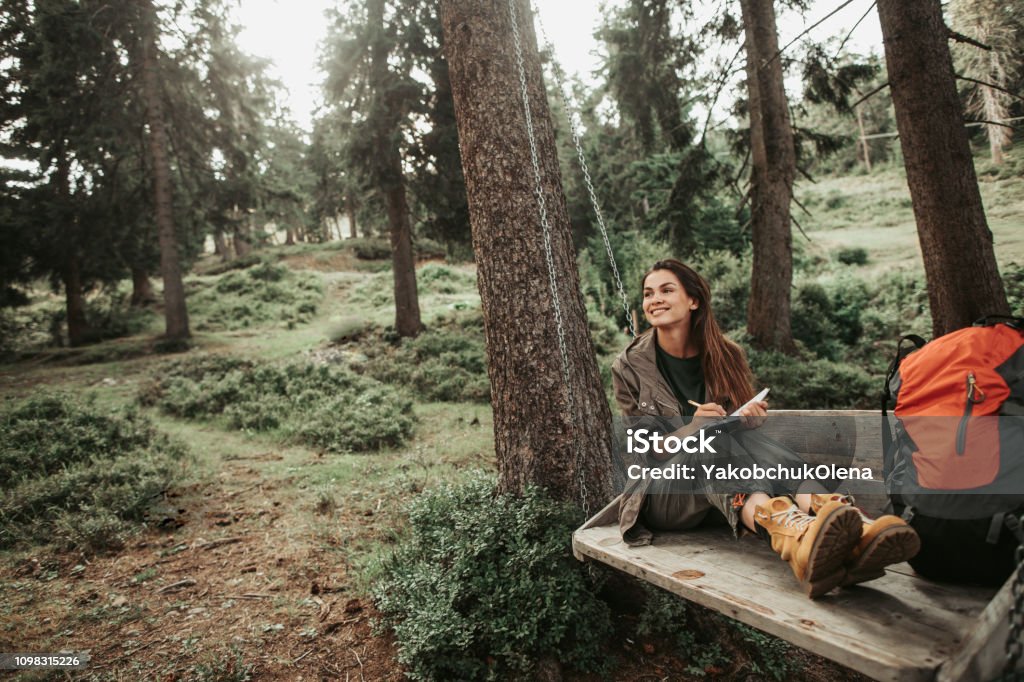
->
<box><xmin>655</xmin><ymin>343</ymin><xmax>706</xmax><ymax>417</ymax></box>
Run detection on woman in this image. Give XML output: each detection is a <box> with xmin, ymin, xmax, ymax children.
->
<box><xmin>611</xmin><ymin>259</ymin><xmax>919</xmax><ymax>598</ymax></box>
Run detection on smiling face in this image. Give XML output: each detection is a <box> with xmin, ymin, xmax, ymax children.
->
<box><xmin>642</xmin><ymin>269</ymin><xmax>698</xmax><ymax>330</ymax></box>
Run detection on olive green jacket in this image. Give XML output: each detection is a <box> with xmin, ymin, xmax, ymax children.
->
<box><xmin>610</xmin><ymin>330</ymin><xmax>740</xmax><ymax>545</ymax></box>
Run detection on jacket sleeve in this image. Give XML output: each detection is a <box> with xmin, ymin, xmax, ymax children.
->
<box><xmin>611</xmin><ymin>356</ymin><xmax>642</xmax><ymax>417</ymax></box>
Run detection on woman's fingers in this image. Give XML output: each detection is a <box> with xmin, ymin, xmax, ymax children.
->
<box><xmin>740</xmin><ymin>401</ymin><xmax>769</xmax><ymax>428</ymax></box>
<box><xmin>694</xmin><ymin>402</ymin><xmax>726</xmax><ymax>417</ymax></box>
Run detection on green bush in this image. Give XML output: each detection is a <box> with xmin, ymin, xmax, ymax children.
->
<box><xmin>357</xmin><ymin>312</ymin><xmax>490</xmax><ymax>403</ymax></box>
<box><xmin>690</xmin><ymin>250</ymin><xmax>752</xmax><ymax>333</ymax></box>
<box><xmin>636</xmin><ymin>587</ymin><xmax>729</xmax><ymax>677</ymax></box>
<box><xmin>189</xmin><ymin>263</ymin><xmax>323</xmax><ymax>331</ymax></box>
<box><xmin>0</xmin><ymin>394</ymin><xmax>188</xmax><ymax>552</ymax></box>
<box><xmin>637</xmin><ymin>587</ymin><xmax>799</xmax><ymax>680</ymax></box>
<box><xmin>836</xmin><ymin>247</ymin><xmax>868</xmax><ymax>266</ymax></box>
<box><xmin>416</xmin><ymin>264</ymin><xmax>476</xmax><ymax>295</ymax></box>
<box><xmin>373</xmin><ymin>474</ymin><xmax>613</xmax><ymax>680</ymax></box>
<box><xmin>141</xmin><ymin>356</ymin><xmax>414</xmax><ymax>452</ymax></box>
<box><xmin>746</xmin><ymin>346</ymin><xmax>877</xmax><ymax>409</ymax></box>
<box><xmin>351</xmin><ymin>237</ymin><xmax>392</xmax><ymax>260</ymax></box>
<box><xmin>1003</xmin><ymin>262</ymin><xmax>1024</xmax><ymax>315</ymax></box>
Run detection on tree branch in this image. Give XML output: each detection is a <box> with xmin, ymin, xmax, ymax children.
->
<box><xmin>850</xmin><ymin>81</ymin><xmax>889</xmax><ymax>109</ymax></box>
<box><xmin>699</xmin><ymin>41</ymin><xmax>746</xmax><ymax>144</ymax></box>
<box><xmin>761</xmin><ymin>0</ymin><xmax>857</xmax><ymax>70</ymax></box>
<box><xmin>791</xmin><ymin>214</ymin><xmax>811</xmax><ymax>241</ymax></box>
<box><xmin>832</xmin><ymin>2</ymin><xmax>877</xmax><ymax>60</ymax></box>
<box><xmin>955</xmin><ymin>74</ymin><xmax>1024</xmax><ymax>102</ymax></box>
<box><xmin>946</xmin><ymin>28</ymin><xmax>992</xmax><ymax>51</ymax></box>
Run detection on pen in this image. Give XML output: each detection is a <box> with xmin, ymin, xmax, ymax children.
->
<box><xmin>687</xmin><ymin>400</ymin><xmax>702</xmax><ymax>410</ymax></box>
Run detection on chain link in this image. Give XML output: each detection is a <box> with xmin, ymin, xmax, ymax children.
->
<box><xmin>1006</xmin><ymin>538</ymin><xmax>1024</xmax><ymax>678</ymax></box>
<box><xmin>507</xmin><ymin>0</ymin><xmax>590</xmax><ymax>520</ymax></box>
<box><xmin>532</xmin><ymin>9</ymin><xmax>635</xmax><ymax>339</ymax></box>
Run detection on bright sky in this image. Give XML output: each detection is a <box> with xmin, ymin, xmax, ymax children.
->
<box><xmin>234</xmin><ymin>1</ymin><xmax>885</xmax><ymax>132</ymax></box>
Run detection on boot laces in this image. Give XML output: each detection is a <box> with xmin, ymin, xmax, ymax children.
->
<box><xmin>772</xmin><ymin>507</ymin><xmax>814</xmax><ymax>531</ymax></box>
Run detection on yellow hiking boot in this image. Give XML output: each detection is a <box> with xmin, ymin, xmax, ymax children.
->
<box><xmin>753</xmin><ymin>496</ymin><xmax>862</xmax><ymax>598</ymax></box>
<box><xmin>810</xmin><ymin>494</ymin><xmax>921</xmax><ymax>586</ymax></box>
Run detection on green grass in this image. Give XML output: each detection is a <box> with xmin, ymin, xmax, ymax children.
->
<box><xmin>796</xmin><ymin>144</ymin><xmax>1024</xmax><ymax>277</ymax></box>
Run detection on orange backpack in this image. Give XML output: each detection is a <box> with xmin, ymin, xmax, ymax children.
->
<box><xmin>883</xmin><ymin>317</ymin><xmax>1024</xmax><ymax>519</ymax></box>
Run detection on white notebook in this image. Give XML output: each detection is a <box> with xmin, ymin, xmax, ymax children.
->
<box><xmin>730</xmin><ymin>387</ymin><xmax>770</xmax><ymax>416</ymax></box>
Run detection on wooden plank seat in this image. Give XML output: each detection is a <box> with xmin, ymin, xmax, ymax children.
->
<box><xmin>573</xmin><ymin>410</ymin><xmax>1015</xmax><ymax>682</ymax></box>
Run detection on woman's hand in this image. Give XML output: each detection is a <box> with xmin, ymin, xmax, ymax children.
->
<box><xmin>739</xmin><ymin>400</ymin><xmax>768</xmax><ymax>429</ymax></box>
<box><xmin>692</xmin><ymin>402</ymin><xmax>727</xmax><ymax>418</ymax></box>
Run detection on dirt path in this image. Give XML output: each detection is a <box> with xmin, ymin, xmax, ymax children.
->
<box><xmin>0</xmin><ymin>446</ymin><xmax>401</xmax><ymax>680</ymax></box>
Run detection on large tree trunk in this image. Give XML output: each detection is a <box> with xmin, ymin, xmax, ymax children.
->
<box><xmin>383</xmin><ymin>151</ymin><xmax>424</xmax><ymax>338</ymax></box>
<box><xmin>877</xmin><ymin>0</ymin><xmax>1009</xmax><ymax>335</ymax></box>
<box><xmin>232</xmin><ymin>210</ymin><xmax>252</xmax><ymax>257</ymax></box>
<box><xmin>212</xmin><ymin>229</ymin><xmax>229</xmax><ymax>261</ymax></box>
<box><xmin>62</xmin><ymin>257</ymin><xmax>90</xmax><ymax>347</ymax></box>
<box><xmin>136</xmin><ymin>0</ymin><xmax>189</xmax><ymax>341</ymax></box>
<box><xmin>440</xmin><ymin>0</ymin><xmax>613</xmax><ymax>510</ymax></box>
<box><xmin>740</xmin><ymin>0</ymin><xmax>797</xmax><ymax>354</ymax></box>
<box><xmin>130</xmin><ymin>267</ymin><xmax>157</xmax><ymax>307</ymax></box>
<box><xmin>54</xmin><ymin>151</ymin><xmax>92</xmax><ymax>347</ymax></box>
<box><xmin>369</xmin><ymin>0</ymin><xmax>422</xmax><ymax>339</ymax></box>
<box><xmin>347</xmin><ymin>195</ymin><xmax>358</xmax><ymax>239</ymax></box>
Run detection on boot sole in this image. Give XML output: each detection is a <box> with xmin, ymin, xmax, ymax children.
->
<box><xmin>843</xmin><ymin>526</ymin><xmax>921</xmax><ymax>587</ymax></box>
<box><xmin>802</xmin><ymin>506</ymin><xmax>862</xmax><ymax>598</ymax></box>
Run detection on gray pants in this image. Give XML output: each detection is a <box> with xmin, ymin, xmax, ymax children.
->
<box><xmin>640</xmin><ymin>429</ymin><xmax>807</xmax><ymax>534</ymax></box>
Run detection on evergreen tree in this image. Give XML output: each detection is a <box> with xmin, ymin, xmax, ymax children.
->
<box><xmin>877</xmin><ymin>0</ymin><xmax>1009</xmax><ymax>334</ymax></box>
<box><xmin>440</xmin><ymin>0</ymin><xmax>613</xmax><ymax>509</ymax></box>
<box><xmin>321</xmin><ymin>0</ymin><xmax>424</xmax><ymax>337</ymax></box>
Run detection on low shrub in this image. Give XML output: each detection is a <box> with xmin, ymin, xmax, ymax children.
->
<box><xmin>351</xmin><ymin>237</ymin><xmax>392</xmax><ymax>260</ymax></box>
<box><xmin>141</xmin><ymin>356</ymin><xmax>414</xmax><ymax>452</ymax></box>
<box><xmin>0</xmin><ymin>394</ymin><xmax>188</xmax><ymax>552</ymax></box>
<box><xmin>746</xmin><ymin>346</ymin><xmax>877</xmax><ymax>409</ymax></box>
<box><xmin>189</xmin><ymin>263</ymin><xmax>323</xmax><ymax>331</ymax></box>
<box><xmin>836</xmin><ymin>247</ymin><xmax>869</xmax><ymax>266</ymax></box>
<box><xmin>373</xmin><ymin>474</ymin><xmax>613</xmax><ymax>680</ymax></box>
<box><xmin>637</xmin><ymin>587</ymin><xmax>800</xmax><ymax>680</ymax></box>
<box><xmin>356</xmin><ymin>312</ymin><xmax>490</xmax><ymax>403</ymax></box>
<box><xmin>416</xmin><ymin>264</ymin><xmax>476</xmax><ymax>295</ymax></box>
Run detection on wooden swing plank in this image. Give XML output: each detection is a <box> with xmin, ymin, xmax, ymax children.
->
<box><xmin>573</xmin><ymin>521</ymin><xmax>996</xmax><ymax>682</ymax></box>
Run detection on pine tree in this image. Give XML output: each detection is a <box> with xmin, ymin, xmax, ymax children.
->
<box><xmin>440</xmin><ymin>0</ymin><xmax>613</xmax><ymax>509</ymax></box>
<box><xmin>877</xmin><ymin>0</ymin><xmax>1009</xmax><ymax>334</ymax></box>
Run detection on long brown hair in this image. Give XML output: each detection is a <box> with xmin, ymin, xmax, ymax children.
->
<box><xmin>642</xmin><ymin>259</ymin><xmax>754</xmax><ymax>409</ymax></box>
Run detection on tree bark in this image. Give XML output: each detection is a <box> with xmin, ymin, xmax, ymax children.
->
<box><xmin>213</xmin><ymin>229</ymin><xmax>229</xmax><ymax>261</ymax></box>
<box><xmin>348</xmin><ymin>195</ymin><xmax>358</xmax><ymax>239</ymax></box>
<box><xmin>740</xmin><ymin>0</ymin><xmax>797</xmax><ymax>354</ymax></box>
<box><xmin>136</xmin><ymin>0</ymin><xmax>189</xmax><ymax>340</ymax></box>
<box><xmin>54</xmin><ymin>150</ymin><xmax>92</xmax><ymax>347</ymax></box>
<box><xmin>130</xmin><ymin>267</ymin><xmax>157</xmax><ymax>307</ymax></box>
<box><xmin>383</xmin><ymin>151</ymin><xmax>424</xmax><ymax>338</ymax></box>
<box><xmin>877</xmin><ymin>0</ymin><xmax>1009</xmax><ymax>335</ymax></box>
<box><xmin>285</xmin><ymin>226</ymin><xmax>295</xmax><ymax>246</ymax></box>
<box><xmin>440</xmin><ymin>0</ymin><xmax>613</xmax><ymax>510</ymax></box>
<box><xmin>369</xmin><ymin>0</ymin><xmax>422</xmax><ymax>338</ymax></box>
<box><xmin>232</xmin><ymin>209</ymin><xmax>252</xmax><ymax>257</ymax></box>
<box><xmin>62</xmin><ymin>257</ymin><xmax>90</xmax><ymax>347</ymax></box>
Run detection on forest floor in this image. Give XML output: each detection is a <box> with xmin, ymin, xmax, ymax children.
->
<box><xmin>5</xmin><ymin>151</ymin><xmax>1023</xmax><ymax>680</ymax></box>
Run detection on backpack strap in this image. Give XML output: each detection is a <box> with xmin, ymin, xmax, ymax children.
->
<box><xmin>881</xmin><ymin>334</ymin><xmax>927</xmax><ymax>488</ymax></box>
<box><xmin>974</xmin><ymin>315</ymin><xmax>1024</xmax><ymax>330</ymax></box>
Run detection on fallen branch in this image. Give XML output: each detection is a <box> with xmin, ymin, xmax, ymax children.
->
<box><xmin>157</xmin><ymin>578</ymin><xmax>197</xmax><ymax>594</ymax></box>
<box><xmin>196</xmin><ymin>536</ymin><xmax>243</xmax><ymax>551</ymax></box>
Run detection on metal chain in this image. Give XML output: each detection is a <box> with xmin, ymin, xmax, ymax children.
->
<box><xmin>507</xmin><ymin>0</ymin><xmax>590</xmax><ymax>520</ymax></box>
<box><xmin>1006</xmin><ymin>538</ymin><xmax>1024</xmax><ymax>678</ymax></box>
<box><xmin>532</xmin><ymin>8</ymin><xmax>635</xmax><ymax>339</ymax></box>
